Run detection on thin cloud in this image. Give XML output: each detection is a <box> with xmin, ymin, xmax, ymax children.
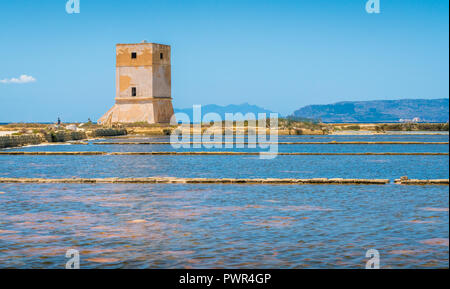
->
<box><xmin>0</xmin><ymin>74</ymin><xmax>36</xmax><ymax>84</ymax></box>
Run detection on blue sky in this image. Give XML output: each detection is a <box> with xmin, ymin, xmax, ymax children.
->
<box><xmin>0</xmin><ymin>0</ymin><xmax>448</xmax><ymax>122</ymax></box>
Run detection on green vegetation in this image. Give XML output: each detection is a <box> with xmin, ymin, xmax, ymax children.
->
<box><xmin>0</xmin><ymin>126</ymin><xmax>129</xmax><ymax>149</ymax></box>
<box><xmin>43</xmin><ymin>131</ymin><xmax>87</xmax><ymax>142</ymax></box>
<box><xmin>279</xmin><ymin>116</ymin><xmax>324</xmax><ymax>132</ymax></box>
<box><xmin>344</xmin><ymin>125</ymin><xmax>361</xmax><ymax>131</ymax></box>
<box><xmin>162</xmin><ymin>128</ymin><xmax>172</xmax><ymax>135</ymax></box>
<box><xmin>374</xmin><ymin>123</ymin><xmax>449</xmax><ymax>132</ymax></box>
<box><xmin>90</xmin><ymin>128</ymin><xmax>127</xmax><ymax>137</ymax></box>
<box><xmin>0</xmin><ymin>119</ymin><xmax>448</xmax><ymax>150</ymax></box>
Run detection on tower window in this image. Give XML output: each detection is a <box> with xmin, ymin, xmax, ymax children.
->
<box><xmin>131</xmin><ymin>87</ymin><xmax>136</xmax><ymax>97</ymax></box>
<box><xmin>131</xmin><ymin>52</ymin><xmax>137</xmax><ymax>59</ymax></box>
<box><xmin>160</xmin><ymin>53</ymin><xmax>163</xmax><ymax>59</ymax></box>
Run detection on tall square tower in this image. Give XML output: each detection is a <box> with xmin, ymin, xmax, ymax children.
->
<box><xmin>99</xmin><ymin>42</ymin><xmax>175</xmax><ymax>124</ymax></box>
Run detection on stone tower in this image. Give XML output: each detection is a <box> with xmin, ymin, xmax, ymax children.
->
<box><xmin>99</xmin><ymin>42</ymin><xmax>174</xmax><ymax>124</ymax></box>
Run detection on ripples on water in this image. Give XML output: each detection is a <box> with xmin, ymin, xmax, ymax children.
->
<box><xmin>0</xmin><ymin>135</ymin><xmax>448</xmax><ymax>268</ymax></box>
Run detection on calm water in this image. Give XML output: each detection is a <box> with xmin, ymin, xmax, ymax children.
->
<box><xmin>0</xmin><ymin>135</ymin><xmax>448</xmax><ymax>268</ymax></box>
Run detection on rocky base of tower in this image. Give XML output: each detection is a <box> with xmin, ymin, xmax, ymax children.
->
<box><xmin>98</xmin><ymin>97</ymin><xmax>174</xmax><ymax>125</ymax></box>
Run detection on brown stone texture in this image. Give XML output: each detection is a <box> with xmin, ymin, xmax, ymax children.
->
<box><xmin>0</xmin><ymin>177</ymin><xmax>392</xmax><ymax>185</ymax></box>
<box><xmin>99</xmin><ymin>42</ymin><xmax>174</xmax><ymax>124</ymax></box>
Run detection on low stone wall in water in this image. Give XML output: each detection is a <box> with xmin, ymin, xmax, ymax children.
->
<box><xmin>0</xmin><ymin>128</ymin><xmax>127</xmax><ymax>149</ymax></box>
<box><xmin>0</xmin><ymin>134</ymin><xmax>43</xmax><ymax>149</ymax></box>
<box><xmin>42</xmin><ymin>131</ymin><xmax>87</xmax><ymax>142</ymax></box>
<box><xmin>90</xmin><ymin>128</ymin><xmax>127</xmax><ymax>137</ymax></box>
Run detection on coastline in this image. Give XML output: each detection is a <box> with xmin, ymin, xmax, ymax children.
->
<box><xmin>1</xmin><ymin>122</ymin><xmax>448</xmax><ymax>149</ymax></box>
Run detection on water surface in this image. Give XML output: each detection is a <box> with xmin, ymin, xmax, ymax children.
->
<box><xmin>0</xmin><ymin>135</ymin><xmax>448</xmax><ymax>268</ymax></box>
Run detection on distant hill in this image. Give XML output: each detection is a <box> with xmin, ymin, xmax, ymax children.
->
<box><xmin>174</xmin><ymin>103</ymin><xmax>274</xmax><ymax>121</ymax></box>
<box><xmin>292</xmin><ymin>99</ymin><xmax>449</xmax><ymax>123</ymax></box>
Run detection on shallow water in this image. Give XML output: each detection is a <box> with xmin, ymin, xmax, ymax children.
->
<box><xmin>0</xmin><ymin>135</ymin><xmax>448</xmax><ymax>268</ymax></box>
<box><xmin>0</xmin><ymin>184</ymin><xmax>448</xmax><ymax>269</ymax></box>
<box><xmin>0</xmin><ymin>155</ymin><xmax>448</xmax><ymax>180</ymax></box>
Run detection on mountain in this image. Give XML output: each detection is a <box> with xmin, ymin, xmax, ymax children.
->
<box><xmin>292</xmin><ymin>98</ymin><xmax>449</xmax><ymax>123</ymax></box>
<box><xmin>174</xmin><ymin>103</ymin><xmax>275</xmax><ymax>121</ymax></box>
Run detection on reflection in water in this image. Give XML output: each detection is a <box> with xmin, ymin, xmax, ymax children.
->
<box><xmin>0</xmin><ymin>135</ymin><xmax>448</xmax><ymax>268</ymax></box>
<box><xmin>0</xmin><ymin>183</ymin><xmax>448</xmax><ymax>269</ymax></box>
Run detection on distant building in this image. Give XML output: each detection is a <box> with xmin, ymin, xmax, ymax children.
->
<box><xmin>65</xmin><ymin>124</ymin><xmax>78</xmax><ymax>131</ymax></box>
<box><xmin>99</xmin><ymin>42</ymin><xmax>175</xmax><ymax>124</ymax></box>
<box><xmin>399</xmin><ymin>117</ymin><xmax>421</xmax><ymax>123</ymax></box>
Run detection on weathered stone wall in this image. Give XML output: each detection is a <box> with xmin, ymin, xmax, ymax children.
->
<box><xmin>42</xmin><ymin>131</ymin><xmax>87</xmax><ymax>142</ymax></box>
<box><xmin>99</xmin><ymin>42</ymin><xmax>174</xmax><ymax>125</ymax></box>
<box><xmin>90</xmin><ymin>128</ymin><xmax>127</xmax><ymax>137</ymax></box>
<box><xmin>115</xmin><ymin>43</ymin><xmax>171</xmax><ymax>99</ymax></box>
<box><xmin>154</xmin><ymin>98</ymin><xmax>175</xmax><ymax>123</ymax></box>
<box><xmin>100</xmin><ymin>100</ymin><xmax>156</xmax><ymax>124</ymax></box>
<box><xmin>0</xmin><ymin>177</ymin><xmax>392</xmax><ymax>185</ymax></box>
<box><xmin>0</xmin><ymin>131</ymin><xmax>90</xmax><ymax>149</ymax></box>
<box><xmin>0</xmin><ymin>134</ymin><xmax>43</xmax><ymax>149</ymax></box>
<box><xmin>117</xmin><ymin>66</ymin><xmax>153</xmax><ymax>98</ymax></box>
